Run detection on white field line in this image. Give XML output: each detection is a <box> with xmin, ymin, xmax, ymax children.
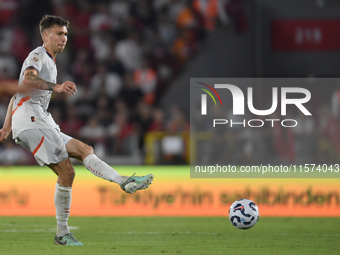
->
<box><xmin>0</xmin><ymin>226</ymin><xmax>79</xmax><ymax>233</ymax></box>
<box><xmin>99</xmin><ymin>231</ymin><xmax>340</xmax><ymax>237</ymax></box>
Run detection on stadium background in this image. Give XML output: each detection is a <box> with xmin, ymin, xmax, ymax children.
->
<box><xmin>1</xmin><ymin>0</ymin><xmax>340</xmax><ymax>218</ymax></box>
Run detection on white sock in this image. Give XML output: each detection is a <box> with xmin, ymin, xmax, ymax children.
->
<box><xmin>83</xmin><ymin>154</ymin><xmax>126</xmax><ymax>184</ymax></box>
<box><xmin>54</xmin><ymin>183</ymin><xmax>71</xmax><ymax>237</ymax></box>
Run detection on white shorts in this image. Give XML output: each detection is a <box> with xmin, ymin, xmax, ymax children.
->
<box><xmin>16</xmin><ymin>129</ymin><xmax>73</xmax><ymax>166</ymax></box>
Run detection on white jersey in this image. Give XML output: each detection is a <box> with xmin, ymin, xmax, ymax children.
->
<box><xmin>12</xmin><ymin>46</ymin><xmax>59</xmax><ymax>139</ymax></box>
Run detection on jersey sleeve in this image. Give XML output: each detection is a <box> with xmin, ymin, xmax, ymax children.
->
<box><xmin>25</xmin><ymin>52</ymin><xmax>44</xmax><ymax>73</ymax></box>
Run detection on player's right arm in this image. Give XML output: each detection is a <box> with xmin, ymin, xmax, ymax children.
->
<box><xmin>0</xmin><ymin>96</ymin><xmax>15</xmax><ymax>143</ymax></box>
<box><xmin>23</xmin><ymin>69</ymin><xmax>77</xmax><ymax>96</ymax></box>
<box><xmin>0</xmin><ymin>80</ymin><xmax>29</xmax><ymax>95</ymax></box>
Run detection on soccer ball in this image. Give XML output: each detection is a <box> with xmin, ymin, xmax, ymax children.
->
<box><xmin>229</xmin><ymin>199</ymin><xmax>259</xmax><ymax>229</ymax></box>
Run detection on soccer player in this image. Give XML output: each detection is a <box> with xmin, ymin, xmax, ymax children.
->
<box><xmin>0</xmin><ymin>15</ymin><xmax>153</xmax><ymax>246</ymax></box>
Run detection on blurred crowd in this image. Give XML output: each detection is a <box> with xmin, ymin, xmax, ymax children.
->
<box><xmin>0</xmin><ymin>0</ymin><xmax>238</xmax><ymax>164</ymax></box>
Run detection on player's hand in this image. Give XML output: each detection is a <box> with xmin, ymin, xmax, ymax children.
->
<box><xmin>0</xmin><ymin>129</ymin><xmax>10</xmax><ymax>143</ymax></box>
<box><xmin>54</xmin><ymin>81</ymin><xmax>77</xmax><ymax>96</ymax></box>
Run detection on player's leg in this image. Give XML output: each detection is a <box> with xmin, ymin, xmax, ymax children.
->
<box><xmin>16</xmin><ymin>129</ymin><xmax>83</xmax><ymax>245</ymax></box>
<box><xmin>64</xmin><ymin>137</ymin><xmax>153</xmax><ymax>193</ymax></box>
<box><xmin>65</xmin><ymin>138</ymin><xmax>127</xmax><ymax>183</ymax></box>
<box><xmin>47</xmin><ymin>159</ymin><xmax>81</xmax><ymax>245</ymax></box>
<box><xmin>49</xmin><ymin>157</ymin><xmax>74</xmax><ymax>186</ymax></box>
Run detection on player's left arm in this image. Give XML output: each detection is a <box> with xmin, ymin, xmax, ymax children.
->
<box><xmin>0</xmin><ymin>96</ymin><xmax>15</xmax><ymax>143</ymax></box>
<box><xmin>23</xmin><ymin>69</ymin><xmax>76</xmax><ymax>96</ymax></box>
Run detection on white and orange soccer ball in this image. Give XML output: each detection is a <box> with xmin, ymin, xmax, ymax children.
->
<box><xmin>229</xmin><ymin>199</ymin><xmax>260</xmax><ymax>229</ymax></box>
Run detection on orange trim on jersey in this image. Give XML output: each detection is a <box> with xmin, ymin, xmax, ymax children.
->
<box><xmin>12</xmin><ymin>96</ymin><xmax>31</xmax><ymax>116</ymax></box>
<box><xmin>32</xmin><ymin>136</ymin><xmax>44</xmax><ymax>156</ymax></box>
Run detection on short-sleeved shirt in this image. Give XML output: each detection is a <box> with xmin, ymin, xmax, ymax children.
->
<box><xmin>12</xmin><ymin>46</ymin><xmax>59</xmax><ymax>139</ymax></box>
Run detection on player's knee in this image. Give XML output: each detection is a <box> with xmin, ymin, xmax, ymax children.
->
<box><xmin>81</xmin><ymin>143</ymin><xmax>94</xmax><ymax>160</ymax></box>
<box><xmin>68</xmin><ymin>170</ymin><xmax>75</xmax><ymax>181</ymax></box>
<box><xmin>85</xmin><ymin>144</ymin><xmax>94</xmax><ymax>155</ymax></box>
<box><xmin>65</xmin><ymin>162</ymin><xmax>75</xmax><ymax>180</ymax></box>
<box><xmin>54</xmin><ymin>160</ymin><xmax>75</xmax><ymax>186</ymax></box>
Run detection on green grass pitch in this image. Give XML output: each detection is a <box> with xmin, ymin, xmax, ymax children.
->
<box><xmin>0</xmin><ymin>217</ymin><xmax>339</xmax><ymax>255</ymax></box>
